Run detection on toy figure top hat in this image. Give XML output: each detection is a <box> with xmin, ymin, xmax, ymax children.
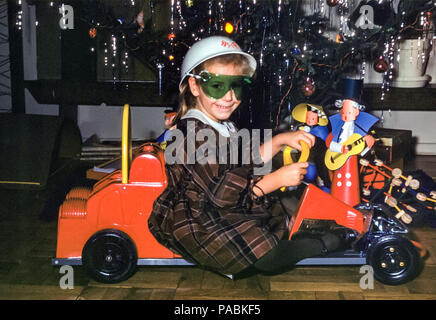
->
<box><xmin>292</xmin><ymin>103</ymin><xmax>329</xmax><ymax>126</ymax></box>
<box><xmin>334</xmin><ymin>78</ymin><xmax>366</xmax><ymax>111</ymax></box>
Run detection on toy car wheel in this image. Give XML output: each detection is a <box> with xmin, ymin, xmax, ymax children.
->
<box><xmin>82</xmin><ymin>230</ymin><xmax>137</xmax><ymax>283</ymax></box>
<box><xmin>367</xmin><ymin>235</ymin><xmax>420</xmax><ymax>286</ymax></box>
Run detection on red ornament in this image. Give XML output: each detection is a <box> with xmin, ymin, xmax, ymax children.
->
<box><xmin>301</xmin><ymin>77</ymin><xmax>316</xmax><ymax>97</ymax></box>
<box><xmin>89</xmin><ymin>27</ymin><xmax>97</xmax><ymax>39</ymax></box>
<box><xmin>168</xmin><ymin>33</ymin><xmax>176</xmax><ymax>40</ymax></box>
<box><xmin>374</xmin><ymin>57</ymin><xmax>389</xmax><ymax>73</ymax></box>
<box><xmin>326</xmin><ymin>0</ymin><xmax>339</xmax><ymax>7</ymax></box>
<box><xmin>426</xmin><ymin>11</ymin><xmax>431</xmax><ymax>28</ymax></box>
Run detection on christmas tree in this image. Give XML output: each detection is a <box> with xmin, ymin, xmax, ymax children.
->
<box><xmin>81</xmin><ymin>0</ymin><xmax>436</xmax><ymax>130</ymax></box>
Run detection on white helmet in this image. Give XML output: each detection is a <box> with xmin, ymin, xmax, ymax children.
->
<box><xmin>179</xmin><ymin>36</ymin><xmax>257</xmax><ymax>91</ymax></box>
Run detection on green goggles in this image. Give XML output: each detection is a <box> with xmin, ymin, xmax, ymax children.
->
<box><xmin>189</xmin><ymin>71</ymin><xmax>252</xmax><ymax>100</ymax></box>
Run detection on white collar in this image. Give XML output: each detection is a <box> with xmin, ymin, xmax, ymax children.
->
<box><xmin>181</xmin><ymin>109</ymin><xmax>236</xmax><ymax>137</ymax></box>
<box><xmin>342</xmin><ymin>121</ymin><xmax>354</xmax><ymax>128</ymax></box>
<box><xmin>339</xmin><ymin>121</ymin><xmax>355</xmax><ymax>142</ymax></box>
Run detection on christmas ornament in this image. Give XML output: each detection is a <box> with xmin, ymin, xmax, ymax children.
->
<box><xmin>225</xmin><ymin>22</ymin><xmax>234</xmax><ymax>34</ymax></box>
<box><xmin>373</xmin><ymin>56</ymin><xmax>389</xmax><ymax>73</ymax></box>
<box><xmin>89</xmin><ymin>27</ymin><xmax>97</xmax><ymax>39</ymax></box>
<box><xmin>335</xmin><ymin>33</ymin><xmax>344</xmax><ymax>43</ymax></box>
<box><xmin>326</xmin><ymin>0</ymin><xmax>339</xmax><ymax>7</ymax></box>
<box><xmin>301</xmin><ymin>77</ymin><xmax>316</xmax><ymax>97</ymax></box>
<box><xmin>136</xmin><ymin>10</ymin><xmax>145</xmax><ymax>34</ymax></box>
<box><xmin>185</xmin><ymin>0</ymin><xmax>194</xmax><ymax>8</ymax></box>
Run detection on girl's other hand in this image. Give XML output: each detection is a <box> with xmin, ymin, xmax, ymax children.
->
<box><xmin>277</xmin><ymin>162</ymin><xmax>309</xmax><ymax>187</ymax></box>
<box><xmin>279</xmin><ymin>131</ymin><xmax>315</xmax><ymax>151</ymax></box>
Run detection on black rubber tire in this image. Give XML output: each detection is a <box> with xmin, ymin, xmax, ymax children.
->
<box><xmin>367</xmin><ymin>235</ymin><xmax>420</xmax><ymax>286</ymax></box>
<box><xmin>82</xmin><ymin>230</ymin><xmax>137</xmax><ymax>283</ymax></box>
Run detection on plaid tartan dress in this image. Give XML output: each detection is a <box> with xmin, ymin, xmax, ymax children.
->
<box><xmin>148</xmin><ymin>118</ymin><xmax>288</xmax><ymax>275</ymax></box>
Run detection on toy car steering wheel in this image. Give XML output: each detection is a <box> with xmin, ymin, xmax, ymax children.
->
<box><xmin>121</xmin><ymin>104</ymin><xmax>132</xmax><ymax>184</ymax></box>
<box><xmin>280</xmin><ymin>140</ymin><xmax>310</xmax><ymax>192</ymax></box>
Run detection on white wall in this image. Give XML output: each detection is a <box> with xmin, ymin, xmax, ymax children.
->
<box><xmin>77</xmin><ymin>104</ymin><xmax>168</xmax><ymax>142</ymax></box>
<box><xmin>373</xmin><ymin>111</ymin><xmax>436</xmax><ymax>155</ymax></box>
<box><xmin>25</xmin><ymin>88</ymin><xmax>58</xmax><ymax>116</ymax></box>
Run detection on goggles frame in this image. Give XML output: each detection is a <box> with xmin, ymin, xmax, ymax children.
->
<box><xmin>188</xmin><ymin>70</ymin><xmax>252</xmax><ymax>100</ymax></box>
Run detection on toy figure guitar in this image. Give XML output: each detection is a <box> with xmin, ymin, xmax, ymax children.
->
<box><xmin>324</xmin><ymin>133</ymin><xmax>366</xmax><ymax>171</ymax></box>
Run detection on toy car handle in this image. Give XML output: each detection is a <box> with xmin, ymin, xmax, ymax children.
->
<box><xmin>121</xmin><ymin>104</ymin><xmax>132</xmax><ymax>184</ymax></box>
<box><xmin>280</xmin><ymin>140</ymin><xmax>310</xmax><ymax>192</ymax></box>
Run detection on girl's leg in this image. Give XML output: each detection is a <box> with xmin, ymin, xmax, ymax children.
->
<box><xmin>253</xmin><ymin>233</ymin><xmax>340</xmax><ymax>273</ymax></box>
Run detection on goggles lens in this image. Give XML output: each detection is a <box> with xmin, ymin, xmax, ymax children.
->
<box><xmin>192</xmin><ymin>71</ymin><xmax>252</xmax><ymax>100</ymax></box>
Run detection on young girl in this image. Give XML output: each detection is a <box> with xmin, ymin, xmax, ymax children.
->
<box><xmin>149</xmin><ymin>36</ymin><xmax>342</xmax><ymax>276</ymax></box>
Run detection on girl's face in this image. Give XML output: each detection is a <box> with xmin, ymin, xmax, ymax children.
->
<box><xmin>188</xmin><ymin>62</ymin><xmax>243</xmax><ymax>122</ymax></box>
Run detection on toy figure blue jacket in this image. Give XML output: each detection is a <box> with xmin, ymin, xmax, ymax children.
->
<box><xmin>329</xmin><ymin>111</ymin><xmax>379</xmax><ymax>142</ymax></box>
<box><xmin>297</xmin><ymin>124</ymin><xmax>329</xmax><ymax>141</ymax></box>
<box><xmin>156</xmin><ymin>129</ymin><xmax>172</xmax><ymax>144</ymax></box>
<box><xmin>296</xmin><ymin>124</ymin><xmax>331</xmax><ymax>188</ymax></box>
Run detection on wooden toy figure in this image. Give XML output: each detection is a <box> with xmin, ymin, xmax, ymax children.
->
<box><xmin>325</xmin><ymin>78</ymin><xmax>379</xmax><ymax>207</ymax></box>
<box><xmin>164</xmin><ymin>110</ymin><xmax>177</xmax><ymax>129</ymax></box>
<box><xmin>292</xmin><ymin>103</ymin><xmax>331</xmax><ymax>189</ymax></box>
<box><xmin>156</xmin><ymin>109</ymin><xmax>177</xmax><ymax>149</ymax></box>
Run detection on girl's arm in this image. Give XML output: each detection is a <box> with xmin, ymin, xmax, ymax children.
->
<box><xmin>259</xmin><ymin>131</ymin><xmax>315</xmax><ymax>164</ymax></box>
<box><xmin>252</xmin><ymin>162</ymin><xmax>309</xmax><ymax>197</ymax></box>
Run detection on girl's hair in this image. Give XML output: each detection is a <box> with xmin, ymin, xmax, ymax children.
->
<box><xmin>171</xmin><ymin>54</ymin><xmax>253</xmax><ymax>126</ymax></box>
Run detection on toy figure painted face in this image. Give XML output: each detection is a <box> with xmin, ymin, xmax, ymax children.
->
<box><xmin>340</xmin><ymin>99</ymin><xmax>360</xmax><ymax>122</ymax></box>
<box><xmin>306</xmin><ymin>110</ymin><xmax>319</xmax><ymax>126</ymax></box>
<box><xmin>164</xmin><ymin>112</ymin><xmax>177</xmax><ymax>128</ymax></box>
<box><xmin>188</xmin><ymin>62</ymin><xmax>245</xmax><ymax>122</ymax></box>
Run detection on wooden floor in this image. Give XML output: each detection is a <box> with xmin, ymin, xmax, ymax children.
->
<box><xmin>1</xmin><ymin>156</ymin><xmax>436</xmax><ymax>301</ymax></box>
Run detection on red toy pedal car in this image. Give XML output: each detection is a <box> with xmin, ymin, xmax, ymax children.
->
<box><xmin>52</xmin><ymin>105</ymin><xmax>425</xmax><ymax>285</ymax></box>
<box><xmin>52</xmin><ymin>105</ymin><xmax>194</xmax><ymax>283</ymax></box>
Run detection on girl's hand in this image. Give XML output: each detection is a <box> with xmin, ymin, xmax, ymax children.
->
<box><xmin>278</xmin><ymin>131</ymin><xmax>315</xmax><ymax>151</ymax></box>
<box><xmin>259</xmin><ymin>130</ymin><xmax>315</xmax><ymax>164</ymax></box>
<box><xmin>277</xmin><ymin>162</ymin><xmax>309</xmax><ymax>187</ymax></box>
<box><xmin>252</xmin><ymin>162</ymin><xmax>309</xmax><ymax>197</ymax></box>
